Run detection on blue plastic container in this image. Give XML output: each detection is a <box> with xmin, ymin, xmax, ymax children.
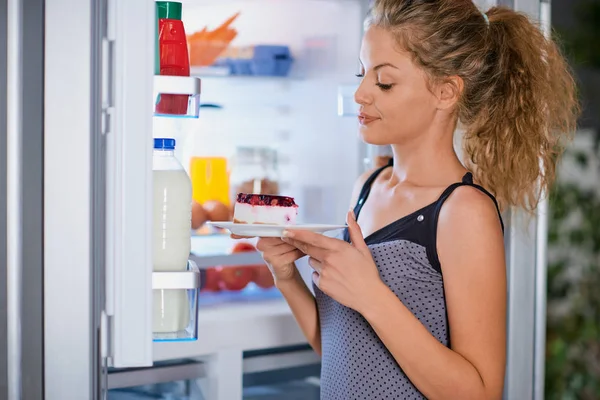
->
<box><xmin>249</xmin><ymin>45</ymin><xmax>293</xmax><ymax>77</ymax></box>
<box><xmin>228</xmin><ymin>58</ymin><xmax>253</xmax><ymax>75</ymax></box>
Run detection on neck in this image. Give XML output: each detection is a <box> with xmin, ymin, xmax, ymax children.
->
<box><xmin>388</xmin><ymin>123</ymin><xmax>466</xmax><ymax>186</ymax></box>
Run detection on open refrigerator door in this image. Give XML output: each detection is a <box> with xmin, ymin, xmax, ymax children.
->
<box><xmin>105</xmin><ymin>0</ymin><xmax>205</xmax><ymax>367</ymax></box>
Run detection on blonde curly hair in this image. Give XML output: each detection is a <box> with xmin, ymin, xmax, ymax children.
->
<box><xmin>367</xmin><ymin>0</ymin><xmax>580</xmax><ymax>212</ymax></box>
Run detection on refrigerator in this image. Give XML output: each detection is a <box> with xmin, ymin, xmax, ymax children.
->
<box><xmin>1</xmin><ymin>0</ymin><xmax>551</xmax><ymax>399</ymax></box>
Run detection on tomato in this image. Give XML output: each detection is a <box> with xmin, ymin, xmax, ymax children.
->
<box><xmin>230</xmin><ymin>242</ymin><xmax>274</xmax><ymax>289</ymax></box>
<box><xmin>253</xmin><ymin>265</ymin><xmax>275</xmax><ymax>289</ymax></box>
<box><xmin>219</xmin><ymin>266</ymin><xmax>254</xmax><ymax>291</ymax></box>
<box><xmin>231</xmin><ymin>242</ymin><xmax>257</xmax><ymax>253</ymax></box>
<box><xmin>201</xmin><ymin>267</ymin><xmax>221</xmax><ymax>292</ymax></box>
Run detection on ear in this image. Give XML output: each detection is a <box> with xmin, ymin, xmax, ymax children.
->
<box><xmin>434</xmin><ymin>76</ymin><xmax>463</xmax><ymax>111</ymax></box>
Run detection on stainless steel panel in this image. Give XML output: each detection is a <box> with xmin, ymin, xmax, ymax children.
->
<box><xmin>3</xmin><ymin>0</ymin><xmax>45</xmax><ymax>396</ymax></box>
<box><xmin>6</xmin><ymin>0</ymin><xmax>24</xmax><ymax>398</ymax></box>
<box><xmin>498</xmin><ymin>0</ymin><xmax>515</xmax><ymax>8</ymax></box>
<box><xmin>20</xmin><ymin>0</ymin><xmax>45</xmax><ymax>398</ymax></box>
<box><xmin>91</xmin><ymin>0</ymin><xmax>106</xmax><ymax>397</ymax></box>
<box><xmin>45</xmin><ymin>0</ymin><xmax>100</xmax><ymax>398</ymax></box>
<box><xmin>534</xmin><ymin>4</ymin><xmax>551</xmax><ymax>400</ymax></box>
<box><xmin>515</xmin><ymin>0</ymin><xmax>540</xmax><ymax>18</ymax></box>
<box><xmin>0</xmin><ymin>0</ymin><xmax>8</xmax><ymax>397</ymax></box>
<box><xmin>503</xmin><ymin>208</ymin><xmax>537</xmax><ymax>400</ymax></box>
<box><xmin>534</xmin><ymin>197</ymin><xmax>549</xmax><ymax>400</ymax></box>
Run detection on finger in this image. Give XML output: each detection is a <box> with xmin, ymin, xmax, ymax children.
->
<box><xmin>307</xmin><ymin>257</ymin><xmax>322</xmax><ymax>273</ymax></box>
<box><xmin>278</xmin><ymin>249</ymin><xmax>305</xmax><ymax>265</ymax></box>
<box><xmin>346</xmin><ymin>210</ymin><xmax>370</xmax><ymax>254</ymax></box>
<box><xmin>231</xmin><ymin>234</ymin><xmax>254</xmax><ymax>239</ymax></box>
<box><xmin>256</xmin><ymin>237</ymin><xmax>285</xmax><ymax>251</ymax></box>
<box><xmin>312</xmin><ymin>271</ymin><xmax>321</xmax><ymax>289</ymax></box>
<box><xmin>281</xmin><ymin>236</ymin><xmax>328</xmax><ymax>261</ymax></box>
<box><xmin>265</xmin><ymin>248</ymin><xmax>304</xmax><ymax>268</ymax></box>
<box><xmin>282</xmin><ymin>229</ymin><xmax>341</xmax><ymax>251</ymax></box>
<box><xmin>261</xmin><ymin>245</ymin><xmax>301</xmax><ymax>260</ymax></box>
<box><xmin>263</xmin><ymin>246</ymin><xmax>298</xmax><ymax>260</ymax></box>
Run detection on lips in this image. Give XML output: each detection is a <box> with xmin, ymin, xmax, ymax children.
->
<box><xmin>358</xmin><ymin>112</ymin><xmax>379</xmax><ymax>125</ymax></box>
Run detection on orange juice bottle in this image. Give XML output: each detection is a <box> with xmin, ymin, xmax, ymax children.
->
<box><xmin>189</xmin><ymin>156</ymin><xmax>230</xmax><ymax>205</ymax></box>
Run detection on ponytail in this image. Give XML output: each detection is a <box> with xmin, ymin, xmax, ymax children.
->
<box><xmin>462</xmin><ymin>7</ymin><xmax>580</xmax><ymax>212</ymax></box>
<box><xmin>368</xmin><ymin>1</ymin><xmax>580</xmax><ymax>212</ymax></box>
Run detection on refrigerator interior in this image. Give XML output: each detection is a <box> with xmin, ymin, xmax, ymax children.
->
<box><xmin>110</xmin><ymin>0</ymin><xmax>367</xmax><ymax>398</ymax></box>
<box><xmin>163</xmin><ymin>0</ymin><xmax>366</xmax><ymax>225</ymax></box>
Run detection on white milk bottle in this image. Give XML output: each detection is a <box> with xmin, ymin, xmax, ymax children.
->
<box><xmin>152</xmin><ymin>138</ymin><xmax>192</xmax><ymax>334</ymax></box>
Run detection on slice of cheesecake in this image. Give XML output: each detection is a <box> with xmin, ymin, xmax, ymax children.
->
<box><xmin>233</xmin><ymin>193</ymin><xmax>298</xmax><ymax>225</ymax></box>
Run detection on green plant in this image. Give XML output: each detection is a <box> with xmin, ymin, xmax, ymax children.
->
<box><xmin>545</xmin><ymin>148</ymin><xmax>600</xmax><ymax>400</ymax></box>
<box><xmin>544</xmin><ymin>1</ymin><xmax>600</xmax><ymax>398</ymax></box>
<box><xmin>557</xmin><ymin>1</ymin><xmax>600</xmax><ymax>69</ymax></box>
<box><xmin>553</xmin><ymin>0</ymin><xmax>600</xmax><ymax>150</ymax></box>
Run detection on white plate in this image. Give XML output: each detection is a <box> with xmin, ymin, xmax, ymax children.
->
<box><xmin>207</xmin><ymin>221</ymin><xmax>347</xmax><ymax>238</ymax></box>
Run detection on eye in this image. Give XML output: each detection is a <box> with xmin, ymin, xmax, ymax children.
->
<box><xmin>376</xmin><ymin>83</ymin><xmax>394</xmax><ymax>91</ymax></box>
<box><xmin>355</xmin><ymin>73</ymin><xmax>364</xmax><ymax>78</ymax></box>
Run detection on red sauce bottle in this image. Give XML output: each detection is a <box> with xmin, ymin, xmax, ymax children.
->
<box><xmin>156</xmin><ymin>1</ymin><xmax>190</xmax><ymax>115</ymax></box>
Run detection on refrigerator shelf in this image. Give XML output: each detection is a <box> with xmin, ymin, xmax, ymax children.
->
<box><xmin>189</xmin><ymin>252</ymin><xmax>264</xmax><ymax>269</ymax></box>
<box><xmin>190</xmin><ymin>66</ymin><xmax>304</xmax><ymax>81</ymax></box>
<box><xmin>190</xmin><ymin>234</ymin><xmax>265</xmax><ymax>268</ymax></box>
<box><xmin>153</xmin><ymin>76</ymin><xmax>202</xmax><ymax>118</ymax></box>
<box><xmin>152</xmin><ymin>270</ymin><xmax>201</xmax><ymax>290</ymax></box>
<box><xmin>152</xmin><ymin>261</ymin><xmax>201</xmax><ymax>343</ymax></box>
<box><xmin>153</xmin><ymin>75</ymin><xmax>201</xmax><ymax>96</ymax></box>
<box><xmin>152</xmin><ymin>299</ymin><xmax>305</xmax><ymax>362</ymax></box>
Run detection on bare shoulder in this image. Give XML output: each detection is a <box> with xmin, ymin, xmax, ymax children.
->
<box><xmin>348</xmin><ymin>167</ymin><xmax>380</xmax><ymax>208</ymax></box>
<box><xmin>437</xmin><ymin>185</ymin><xmax>504</xmax><ymax>273</ymax></box>
<box><xmin>355</xmin><ymin>168</ymin><xmax>379</xmax><ymax>188</ymax></box>
<box><xmin>438</xmin><ymin>185</ymin><xmax>502</xmax><ymax>234</ymax></box>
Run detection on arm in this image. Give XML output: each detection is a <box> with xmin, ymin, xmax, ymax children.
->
<box><xmin>276</xmin><ymin>271</ymin><xmax>322</xmax><ymax>355</ymax></box>
<box><xmin>359</xmin><ymin>186</ymin><xmax>506</xmax><ymax>400</ymax></box>
<box><xmin>274</xmin><ymin>169</ymin><xmax>376</xmax><ymax>356</ymax></box>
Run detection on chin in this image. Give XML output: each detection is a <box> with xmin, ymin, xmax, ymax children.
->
<box><xmin>358</xmin><ymin>127</ymin><xmax>393</xmax><ymax>146</ymax></box>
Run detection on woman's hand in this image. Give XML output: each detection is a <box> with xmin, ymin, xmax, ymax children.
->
<box><xmin>231</xmin><ymin>234</ymin><xmax>305</xmax><ymax>283</ymax></box>
<box><xmin>255</xmin><ymin>237</ymin><xmax>305</xmax><ymax>283</ymax></box>
<box><xmin>281</xmin><ymin>211</ymin><xmax>384</xmax><ymax>313</ymax></box>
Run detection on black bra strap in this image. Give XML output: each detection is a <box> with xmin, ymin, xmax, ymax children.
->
<box><xmin>428</xmin><ymin>172</ymin><xmax>504</xmax><ymax>273</ymax></box>
<box><xmin>353</xmin><ymin>159</ymin><xmax>393</xmax><ymax>219</ymax></box>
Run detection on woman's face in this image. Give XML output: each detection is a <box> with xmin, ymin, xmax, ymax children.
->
<box><xmin>355</xmin><ymin>26</ymin><xmax>439</xmax><ymax>146</ymax></box>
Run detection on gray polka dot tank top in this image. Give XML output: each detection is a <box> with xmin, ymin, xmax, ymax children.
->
<box><xmin>315</xmin><ymin>160</ymin><xmax>503</xmax><ymax>399</ymax></box>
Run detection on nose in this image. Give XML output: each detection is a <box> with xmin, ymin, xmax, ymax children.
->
<box><xmin>354</xmin><ymin>79</ymin><xmax>372</xmax><ymax>106</ymax></box>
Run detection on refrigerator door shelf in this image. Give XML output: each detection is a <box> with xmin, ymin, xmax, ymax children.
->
<box><xmin>153</xmin><ymin>75</ymin><xmax>201</xmax><ymax>96</ymax></box>
<box><xmin>152</xmin><ymin>262</ymin><xmax>200</xmax><ymax>342</ymax></box>
<box><xmin>152</xmin><ymin>263</ymin><xmax>201</xmax><ymax>290</ymax></box>
<box><xmin>153</xmin><ymin>75</ymin><xmax>201</xmax><ymax>118</ymax></box>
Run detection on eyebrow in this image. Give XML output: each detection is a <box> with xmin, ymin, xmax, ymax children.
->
<box><xmin>358</xmin><ymin>60</ymin><xmax>399</xmax><ymax>71</ymax></box>
<box><xmin>373</xmin><ymin>63</ymin><xmax>398</xmax><ymax>71</ymax></box>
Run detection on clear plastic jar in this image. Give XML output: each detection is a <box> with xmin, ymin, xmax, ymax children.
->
<box><xmin>230</xmin><ymin>146</ymin><xmax>280</xmax><ymax>201</ymax></box>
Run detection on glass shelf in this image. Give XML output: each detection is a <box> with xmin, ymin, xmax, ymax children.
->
<box><xmin>190</xmin><ymin>66</ymin><xmax>304</xmax><ymax>81</ymax></box>
<box><xmin>190</xmin><ymin>233</ymin><xmax>264</xmax><ymax>267</ymax></box>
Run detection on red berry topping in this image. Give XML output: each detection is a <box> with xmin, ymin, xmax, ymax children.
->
<box><xmin>236</xmin><ymin>193</ymin><xmax>298</xmax><ymax>207</ymax></box>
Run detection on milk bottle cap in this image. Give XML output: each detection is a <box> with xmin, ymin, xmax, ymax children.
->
<box><xmin>154</xmin><ymin>138</ymin><xmax>176</xmax><ymax>150</ymax></box>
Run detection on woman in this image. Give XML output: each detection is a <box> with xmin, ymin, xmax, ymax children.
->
<box><xmin>250</xmin><ymin>1</ymin><xmax>579</xmax><ymax>399</ymax></box>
